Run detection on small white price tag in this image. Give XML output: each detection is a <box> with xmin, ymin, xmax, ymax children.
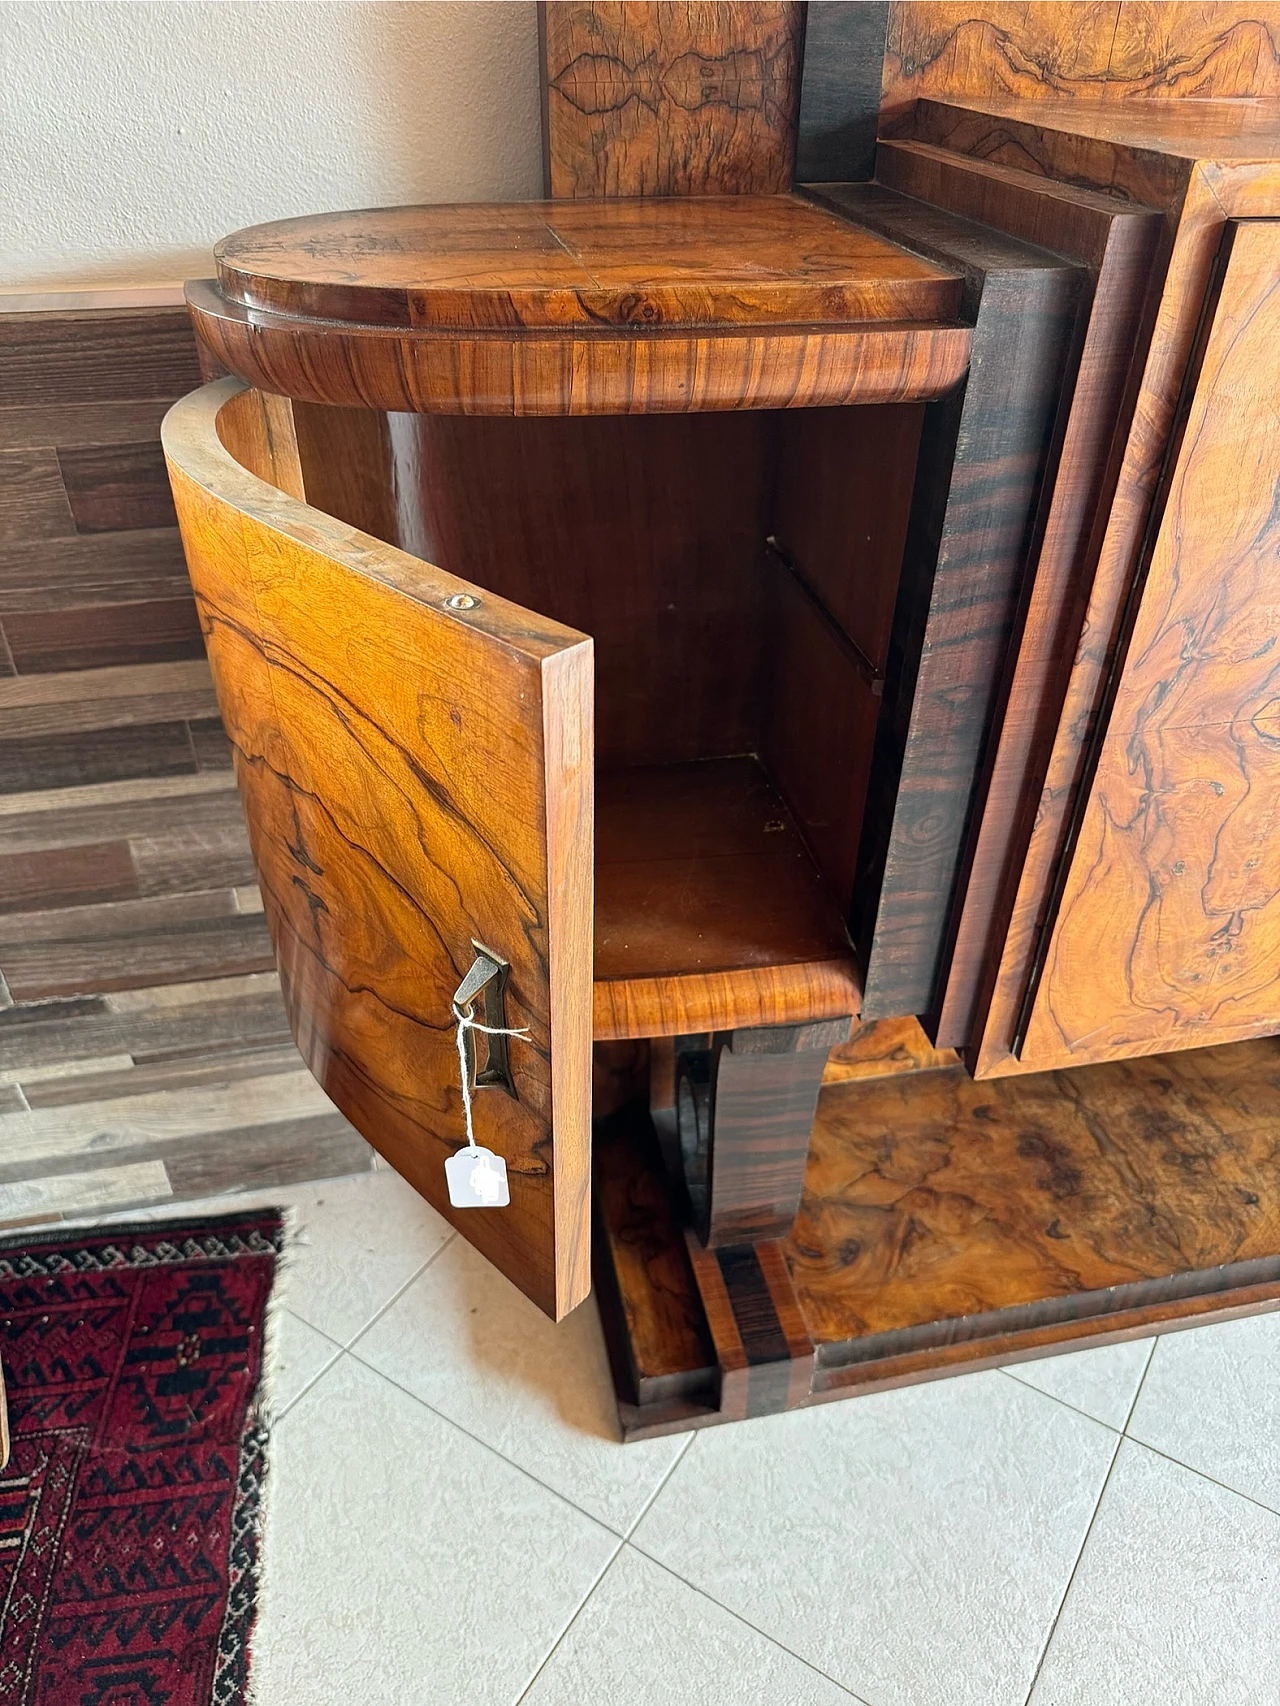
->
<box><xmin>445</xmin><ymin>1145</ymin><xmax>510</xmax><ymax>1209</ymax></box>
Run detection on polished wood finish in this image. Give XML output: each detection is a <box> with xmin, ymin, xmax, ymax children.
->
<box><xmin>163</xmin><ymin>379</ymin><xmax>594</xmax><ymax>1321</ymax></box>
<box><xmin>541</xmin><ymin>1</ymin><xmax>804</xmax><ymax>197</ymax></box>
<box><xmin>600</xmin><ymin>1030</ymin><xmax>1280</xmax><ymax>1435</ymax></box>
<box><xmin>594</xmin><ymin>759</ymin><xmax>856</xmax><ymax>1030</ymax></box>
<box><xmin>906</xmin><ymin>102</ymin><xmax>1280</xmax><ymax>1075</ymax></box>
<box><xmin>676</xmin><ymin>1018</ymin><xmax>852</xmax><ymax>1248</ymax></box>
<box><xmin>822</xmin><ymin>1013</ymin><xmax>958</xmax><ymax>1085</ymax></box>
<box><xmin>188</xmin><ymin>196</ymin><xmax>971</xmax><ymax>416</ymax></box>
<box><xmin>809</xmin><ymin>184</ymin><xmax>1082</xmax><ymax>1021</ymax></box>
<box><xmin>795</xmin><ymin>1</ymin><xmax>891</xmax><ymax>183</ymax></box>
<box><xmin>685</xmin><ymin>1232</ymin><xmax>814</xmax><ymax>1423</ymax></box>
<box><xmin>189</xmin><ymin>276</ymin><xmax>969</xmax><ymax>419</ymax></box>
<box><xmin>881</xmin><ymin>2</ymin><xmax>1280</xmax><ymax>132</ymax></box>
<box><xmin>381</xmin><ymin>412</ymin><xmax>772</xmax><ymax>768</ymax></box>
<box><xmin>871</xmin><ymin>142</ymin><xmax>1167</xmax><ymax>1052</ymax></box>
<box><xmin>1021</xmin><ymin>219</ymin><xmax>1280</xmax><ymax>1069</ymax></box>
<box><xmin>593</xmin><ymin>759</ymin><xmax>859</xmax><ymax>1040</ymax></box>
<box><xmin>592</xmin><ymin>1100</ymin><xmax>717</xmax><ymax>1424</ymax></box>
<box><xmin>214</xmin><ymin>197</ymin><xmax>959</xmax><ymax>331</ymax></box>
<box><xmin>793</xmin><ymin>1032</ymin><xmax>1280</xmax><ymax>1370</ymax></box>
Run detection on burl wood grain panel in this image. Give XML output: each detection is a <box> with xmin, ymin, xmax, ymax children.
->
<box><xmin>870</xmin><ymin>143</ymin><xmax>1167</xmax><ymax>1053</ymax></box>
<box><xmin>162</xmin><ymin>379</ymin><xmax>594</xmax><ymax>1321</ymax></box>
<box><xmin>1020</xmin><ymin>220</ymin><xmax>1280</xmax><ymax>1069</ymax></box>
<box><xmin>809</xmin><ymin>185</ymin><xmax>1082</xmax><ymax>1022</ymax></box>
<box><xmin>897</xmin><ymin>106</ymin><xmax>1280</xmax><ymax>1075</ymax></box>
<box><xmin>788</xmin><ymin>1033</ymin><xmax>1280</xmax><ymax>1382</ymax></box>
<box><xmin>881</xmin><ymin>2</ymin><xmax>1280</xmax><ymax>131</ymax></box>
<box><xmin>540</xmin><ymin>1</ymin><xmax>803</xmax><ymax>197</ymax></box>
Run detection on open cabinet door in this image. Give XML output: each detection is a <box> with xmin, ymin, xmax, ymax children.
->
<box><xmin>162</xmin><ymin>380</ymin><xmax>593</xmax><ymax>1320</ymax></box>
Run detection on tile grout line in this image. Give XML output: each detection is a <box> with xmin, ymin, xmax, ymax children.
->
<box><xmin>330</xmin><ymin>1344</ymin><xmax>634</xmax><ymax>1536</ymax></box>
<box><xmin>508</xmin><ymin>1534</ymin><xmax>627</xmax><ymax>1706</ymax></box>
<box><xmin>1119</xmin><ymin>1434</ymin><xmax>1280</xmax><ymax>1523</ymax></box>
<box><xmin>1018</xmin><ymin>1430</ymin><xmax>1125</xmax><ymax>1706</ymax></box>
<box><xmin>624</xmin><ymin>1428</ymin><xmax>698</xmax><ymax>1540</ymax></box>
<box><xmin>331</xmin><ymin>1228</ymin><xmax>458</xmax><ymax>1352</ymax></box>
<box><xmin>1119</xmin><ymin>1337</ymin><xmax>1157</xmax><ymax>1433</ymax></box>
<box><xmin>997</xmin><ymin>1367</ymin><xmax>1126</xmax><ymax>1436</ymax></box>
<box><xmin>273</xmin><ymin>1310</ymin><xmax>345</xmax><ymax>1422</ymax></box>
<box><xmin>624</xmin><ymin>1537</ymin><xmax>872</xmax><ymax>1703</ymax></box>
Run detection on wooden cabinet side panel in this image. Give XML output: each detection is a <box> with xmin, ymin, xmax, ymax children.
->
<box><xmin>164</xmin><ymin>386</ymin><xmax>594</xmax><ymax>1319</ymax></box>
<box><xmin>1022</xmin><ymin>221</ymin><xmax>1280</xmax><ymax>1068</ymax></box>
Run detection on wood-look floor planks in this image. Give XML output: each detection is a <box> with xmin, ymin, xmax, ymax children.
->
<box><xmin>0</xmin><ymin>304</ymin><xmax>370</xmax><ymax>1224</ymax></box>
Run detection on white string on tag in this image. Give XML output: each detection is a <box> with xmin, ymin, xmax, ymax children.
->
<box><xmin>451</xmin><ymin>998</ymin><xmax>530</xmax><ymax>1155</ymax></box>
<box><xmin>445</xmin><ymin>998</ymin><xmax>530</xmax><ymax>1210</ymax></box>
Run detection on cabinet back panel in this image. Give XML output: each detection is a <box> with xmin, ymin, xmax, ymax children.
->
<box><xmin>388</xmin><ymin>412</ymin><xmax>771</xmax><ymax>768</ymax></box>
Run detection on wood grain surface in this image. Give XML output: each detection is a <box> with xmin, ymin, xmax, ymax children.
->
<box><xmin>592</xmin><ymin>1099</ymin><xmax>718</xmax><ymax>1423</ymax></box>
<box><xmin>1020</xmin><ymin>219</ymin><xmax>1280</xmax><ymax>1068</ymax></box>
<box><xmin>910</xmin><ymin>105</ymin><xmax>1280</xmax><ymax>1074</ymax></box>
<box><xmin>788</xmin><ymin>1032</ymin><xmax>1280</xmax><ymax>1368</ymax></box>
<box><xmin>189</xmin><ymin>276</ymin><xmax>970</xmax><ymax>419</ymax></box>
<box><xmin>541</xmin><ymin>1</ymin><xmax>803</xmax><ymax>197</ymax></box>
<box><xmin>593</xmin><ymin>758</ymin><xmax>859</xmax><ymax>1041</ymax></box>
<box><xmin>871</xmin><ymin>142</ymin><xmax>1167</xmax><ymax>1054</ymax></box>
<box><xmin>214</xmin><ymin>196</ymin><xmax>959</xmax><ymax>332</ymax></box>
<box><xmin>163</xmin><ymin>379</ymin><xmax>594</xmax><ymax>1320</ymax></box>
<box><xmin>808</xmin><ymin>185</ymin><xmax>1082</xmax><ymax>1023</ymax></box>
<box><xmin>679</xmin><ymin>1018</ymin><xmax>853</xmax><ymax>1248</ymax></box>
<box><xmin>191</xmin><ymin>194</ymin><xmax>970</xmax><ymax>416</ymax></box>
<box><xmin>881</xmin><ymin>2</ymin><xmax>1280</xmax><ymax>131</ymax></box>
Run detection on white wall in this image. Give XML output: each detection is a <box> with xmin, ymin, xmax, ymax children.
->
<box><xmin>0</xmin><ymin>0</ymin><xmax>543</xmax><ymax>289</ymax></box>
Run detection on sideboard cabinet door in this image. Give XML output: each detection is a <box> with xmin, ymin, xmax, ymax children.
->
<box><xmin>163</xmin><ymin>380</ymin><xmax>594</xmax><ymax>1321</ymax></box>
<box><xmin>1019</xmin><ymin>220</ymin><xmax>1280</xmax><ymax>1071</ymax></box>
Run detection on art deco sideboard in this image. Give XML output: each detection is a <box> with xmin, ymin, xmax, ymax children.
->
<box><xmin>162</xmin><ymin>96</ymin><xmax>1280</xmax><ymax>1437</ymax></box>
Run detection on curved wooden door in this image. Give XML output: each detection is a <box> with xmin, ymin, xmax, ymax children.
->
<box><xmin>162</xmin><ymin>381</ymin><xmax>593</xmax><ymax>1320</ymax></box>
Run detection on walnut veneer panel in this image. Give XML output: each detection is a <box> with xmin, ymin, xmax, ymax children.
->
<box><xmin>902</xmin><ymin>103</ymin><xmax>1280</xmax><ymax>1074</ymax></box>
<box><xmin>190</xmin><ymin>196</ymin><xmax>971</xmax><ymax>416</ymax></box>
<box><xmin>870</xmin><ymin>142</ymin><xmax>1166</xmax><ymax>1052</ymax></box>
<box><xmin>811</xmin><ymin>185</ymin><xmax>1082</xmax><ymax>1021</ymax></box>
<box><xmin>163</xmin><ymin>380</ymin><xmax>594</xmax><ymax>1321</ymax></box>
<box><xmin>541</xmin><ymin>1</ymin><xmax>803</xmax><ymax>197</ymax></box>
<box><xmin>789</xmin><ymin>1032</ymin><xmax>1280</xmax><ymax>1363</ymax></box>
<box><xmin>1020</xmin><ymin>219</ymin><xmax>1280</xmax><ymax>1068</ymax></box>
<box><xmin>214</xmin><ymin>197</ymin><xmax>959</xmax><ymax>332</ymax></box>
<box><xmin>882</xmin><ymin>3</ymin><xmax>1280</xmax><ymax>131</ymax></box>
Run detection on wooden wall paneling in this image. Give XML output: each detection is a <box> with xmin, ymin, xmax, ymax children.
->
<box><xmin>795</xmin><ymin>1</ymin><xmax>891</xmax><ymax>183</ymax></box>
<box><xmin>1018</xmin><ymin>218</ymin><xmax>1280</xmax><ymax>1070</ymax></box>
<box><xmin>540</xmin><ymin>1</ymin><xmax>804</xmax><ymax>197</ymax></box>
<box><xmin>880</xmin><ymin>3</ymin><xmax>1280</xmax><ymax>132</ymax></box>
<box><xmin>808</xmin><ymin>185</ymin><xmax>1084</xmax><ymax>1021</ymax></box>
<box><xmin>0</xmin><ymin>306</ymin><xmax>205</xmax><ymax>682</ymax></box>
<box><xmin>870</xmin><ymin>142</ymin><xmax>1167</xmax><ymax>1052</ymax></box>
<box><xmin>164</xmin><ymin>379</ymin><xmax>594</xmax><ymax>1321</ymax></box>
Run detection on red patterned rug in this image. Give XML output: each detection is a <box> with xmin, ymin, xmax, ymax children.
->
<box><xmin>0</xmin><ymin>1209</ymin><xmax>284</xmax><ymax>1705</ymax></box>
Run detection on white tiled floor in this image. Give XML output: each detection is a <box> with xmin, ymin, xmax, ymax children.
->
<box><xmin>90</xmin><ymin>1169</ymin><xmax>1280</xmax><ymax>1704</ymax></box>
